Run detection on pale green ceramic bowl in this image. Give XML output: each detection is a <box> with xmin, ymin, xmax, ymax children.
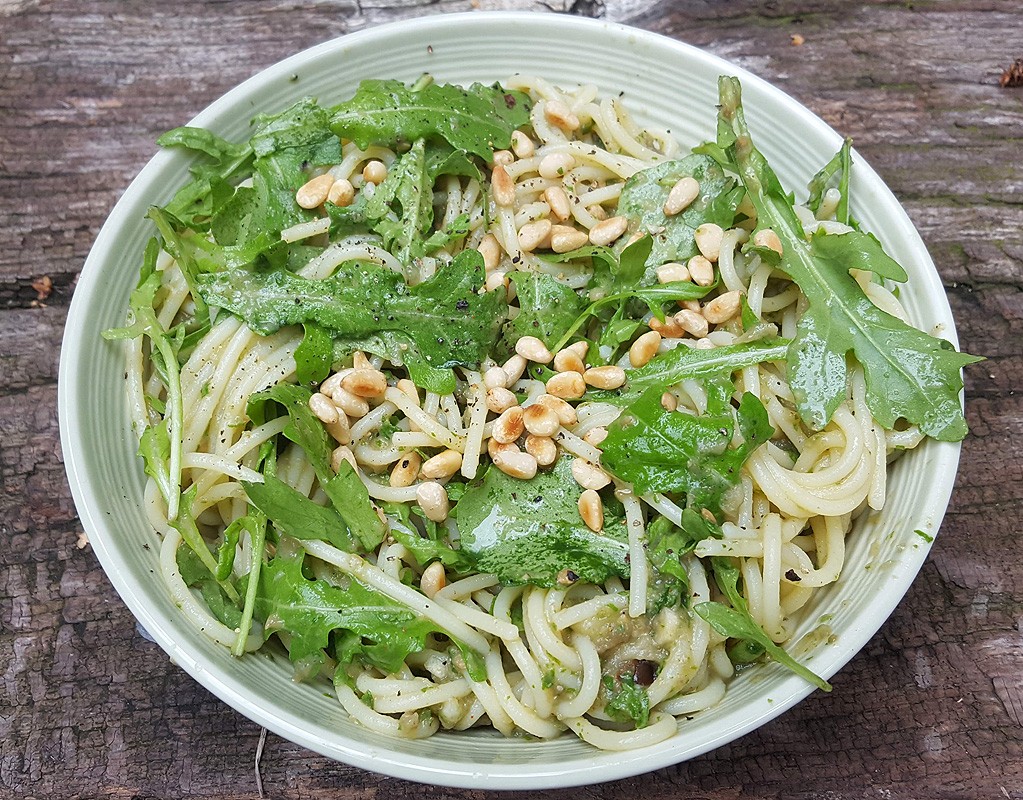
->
<box><xmin>59</xmin><ymin>12</ymin><xmax>962</xmax><ymax>788</ymax></box>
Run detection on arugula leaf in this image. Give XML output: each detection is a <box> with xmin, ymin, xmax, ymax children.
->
<box><xmin>600</xmin><ymin>388</ymin><xmax>773</xmax><ymax>514</ymax></box>
<box><xmin>255</xmin><ymin>548</ymin><xmax>442</xmax><ymax>670</ymax></box>
<box><xmin>716</xmin><ymin>76</ymin><xmax>981</xmax><ymax>441</ymax></box>
<box><xmin>806</xmin><ymin>138</ymin><xmax>853</xmax><ymax>225</ymax></box>
<box><xmin>329</xmin><ymin>461</ymin><xmax>387</xmax><ymax>552</ymax></box>
<box><xmin>364</xmin><ymin>138</ymin><xmax>433</xmax><ymax>265</ymax></box>
<box><xmin>197</xmin><ymin>248</ymin><xmax>506</xmax><ymax>392</ymax></box>
<box><xmin>603</xmin><ymin>673</ymin><xmax>650</xmax><ymax>728</ymax></box>
<box><xmin>694</xmin><ymin>601</ymin><xmax>832</xmax><ymax>692</ymax></box>
<box><xmin>330</xmin><ymin>80</ymin><xmax>531</xmax><ymax>160</ymax></box>
<box><xmin>243</xmin><ymin>475</ymin><xmax>357</xmax><ymax>552</ymax></box>
<box><xmin>500</xmin><ymin>272</ymin><xmax>588</xmax><ymax>356</ymax></box>
<box><xmin>644</xmin><ymin>508</ymin><xmax>723</xmax><ymax>613</ymax></box>
<box><xmin>387</xmin><ymin>522</ymin><xmax>476</xmax><ymax>574</ymax></box>
<box><xmin>295</xmin><ymin>322</ymin><xmax>334</xmax><ymax>386</ymax></box>
<box><xmin>170</xmin><ymin>486</ymin><xmax>241</xmax><ymax>604</ymax></box>
<box><xmin>456</xmin><ymin>459</ymin><xmax>630</xmax><ymax>587</ymax></box>
<box><xmin>618</xmin><ymin>154</ymin><xmax>740</xmax><ymax>270</ymax></box>
<box><xmin>176</xmin><ymin>546</ymin><xmax>243</xmax><ymax>630</ymax></box>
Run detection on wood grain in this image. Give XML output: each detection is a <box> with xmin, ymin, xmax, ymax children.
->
<box><xmin>1</xmin><ymin>1</ymin><xmax>1021</xmax><ymax>798</ymax></box>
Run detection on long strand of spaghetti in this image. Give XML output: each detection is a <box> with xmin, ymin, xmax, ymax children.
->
<box><xmin>564</xmin><ymin>712</ymin><xmax>677</xmax><ymax>750</ymax></box>
<box><xmin>656</xmin><ymin>678</ymin><xmax>727</xmax><ymax>715</ymax></box>
<box><xmin>433</xmin><ymin>597</ymin><xmax>519</xmax><ymax>641</ymax></box>
<box><xmin>761</xmin><ymin>513</ymin><xmax>783</xmax><ymax>640</ymax></box>
<box><xmin>436</xmin><ymin>573</ymin><xmax>500</xmax><ymax>601</ymax></box>
<box><xmin>371</xmin><ymin>680</ymin><xmax>472</xmax><ymax>714</ymax></box>
<box><xmin>491</xmin><ymin>587</ymin><xmax>552</xmax><ymax>718</ymax></box>
<box><xmin>524</xmin><ymin>586</ymin><xmax>581</xmax><ymax>670</ymax></box>
<box><xmin>482</xmin><ymin>648</ymin><xmax>564</xmax><ymax>739</ymax></box>
<box><xmin>334</xmin><ymin>683</ymin><xmax>403</xmax><ymax>737</ymax></box>
<box><xmin>640</xmin><ymin>493</ymin><xmax>685</xmax><ymax>527</ymax></box>
<box><xmin>182</xmin><ymin>453</ymin><xmax>264</xmax><ymax>484</ymax></box>
<box><xmin>553</xmin><ymin>427</ymin><xmax>604</xmax><ymax>464</ymax></box>
<box><xmin>383</xmin><ymin>387</ymin><xmax>465</xmax><ymax>451</ymax></box>
<box><xmin>300</xmin><ymin>539</ymin><xmax>490</xmax><ymax>654</ymax></box>
<box><xmin>463</xmin><ymin>654</ymin><xmax>515</xmax><ymax>736</ymax></box>
<box><xmin>553</xmin><ymin>633</ymin><xmax>601</xmax><ymax>719</ymax></box>
<box><xmin>622</xmin><ymin>492</ymin><xmax>648</xmax><ymax>618</ymax></box>
<box><xmin>439</xmin><ymin>394</ymin><xmax>464</xmax><ymax>435</ymax></box>
<box><xmin>553</xmin><ymin>592</ymin><xmax>628</xmax><ymax>630</ymax></box>
<box><xmin>460</xmin><ymin>376</ymin><xmax>487</xmax><ymax>480</ymax></box>
<box><xmin>350</xmin><ymin>400</ymin><xmax>398</xmax><ymax>443</ymax></box>
<box><xmin>391</xmin><ymin>432</ymin><xmax>445</xmax><ymax>449</ymax></box>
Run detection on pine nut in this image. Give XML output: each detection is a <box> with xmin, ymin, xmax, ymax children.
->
<box><xmin>536</xmin><ymin>393</ymin><xmax>577</xmax><ymax>426</ymax></box>
<box><xmin>694</xmin><ymin>223</ymin><xmax>724</xmax><ymax>262</ymax></box>
<box><xmin>753</xmin><ymin>228</ymin><xmax>784</xmax><ymax>256</ymax></box>
<box><xmin>656</xmin><ymin>262</ymin><xmax>690</xmax><ymax>284</ymax></box>
<box><xmin>572</xmin><ymin>459</ymin><xmax>611</xmax><ymax>490</ymax></box>
<box><xmin>342</xmin><ymin>368</ymin><xmax>388</xmax><ymax>398</ymax></box>
<box><xmin>295</xmin><ymin>173</ymin><xmax>335</xmax><ymax>209</ymax></box>
<box><xmin>492</xmin><ymin>164</ymin><xmax>516</xmax><ymax>207</ymax></box>
<box><xmin>661</xmin><ymin>391</ymin><xmax>678</xmax><ymax>411</ymax></box>
<box><xmin>543</xmin><ymin>186</ymin><xmax>573</xmax><ymax>221</ymax></box>
<box><xmin>694</xmin><ymin>337</ymin><xmax>716</xmax><ymax>350</ymax></box>
<box><xmin>578</xmin><ymin>489</ymin><xmax>604</xmax><ymax>531</ymax></box>
<box><xmin>416</xmin><ymin>481</ymin><xmax>450</xmax><ymax>522</ymax></box>
<box><xmin>478</xmin><ymin>233</ymin><xmax>502</xmax><ymax>272</ymax></box>
<box><xmin>648</xmin><ymin>315</ymin><xmax>685</xmax><ymax>338</ymax></box>
<box><xmin>525</xmin><ymin>434</ymin><xmax>558</xmax><ymax>466</ymax></box>
<box><xmin>330</xmin><ymin>386</ymin><xmax>369</xmax><ymax>418</ymax></box>
<box><xmin>582</xmin><ymin>427</ymin><xmax>608</xmax><ymax>446</ymax></box>
<box><xmin>396</xmin><ymin>378</ymin><xmax>420</xmax><ymax>405</ymax></box>
<box><xmin>518</xmin><ymin>219</ymin><xmax>552</xmax><ymax>253</ymax></box>
<box><xmin>331</xmin><ymin>445</ymin><xmax>357</xmax><ymax>473</ymax></box>
<box><xmin>352</xmin><ymin>351</ymin><xmax>371</xmax><ymax>370</ymax></box>
<box><xmin>553</xmin><ymin>347</ymin><xmax>585</xmax><ymax>374</ymax></box>
<box><xmin>515</xmin><ymin>335</ymin><xmax>553</xmax><ymax>364</ymax></box>
<box><xmin>588</xmin><ymin>216</ymin><xmax>629</xmax><ymax>247</ymax></box>
<box><xmin>583</xmin><ymin>365</ymin><xmax>626</xmax><ymax>390</ymax></box>
<box><xmin>510</xmin><ymin>130</ymin><xmax>535</xmax><ymax>159</ymax></box>
<box><xmin>629</xmin><ymin>330</ymin><xmax>662</xmax><ymax>368</ymax></box>
<box><xmin>362</xmin><ymin>160</ymin><xmax>387</xmax><ymax>185</ymax></box>
<box><xmin>309</xmin><ymin>392</ymin><xmax>339</xmax><ymax>425</ymax></box>
<box><xmin>703</xmin><ymin>290</ymin><xmax>743</xmax><ymax>324</ymax></box>
<box><xmin>486</xmin><ymin>386</ymin><xmax>518</xmax><ymax>414</ymax></box>
<box><xmin>326</xmin><ymin>177</ymin><xmax>355</xmax><ymax>207</ymax></box>
<box><xmin>320</xmin><ymin>369</ymin><xmax>351</xmax><ymax>397</ymax></box>
<box><xmin>679</xmin><ymin>298</ymin><xmax>701</xmax><ymax>312</ymax></box>
<box><xmin>546</xmin><ymin>371</ymin><xmax>586</xmax><ymax>400</ymax></box>
<box><xmin>492</xmin><ymin>149</ymin><xmax>514</xmax><ymax>166</ymax></box>
<box><xmin>675</xmin><ymin>308</ymin><xmax>709</xmax><ymax>338</ymax></box>
<box><xmin>485</xmin><ymin>271</ymin><xmax>510</xmax><ymax>294</ymax></box>
<box><xmin>390</xmin><ymin>451</ymin><xmax>422</xmax><ymax>487</ymax></box>
<box><xmin>420</xmin><ymin>561</ymin><xmax>447</xmax><ymax>598</ymax></box>
<box><xmin>421</xmin><ymin>449</ymin><xmax>463</xmax><ymax>479</ymax></box>
<box><xmin>663</xmin><ymin>176</ymin><xmax>701</xmax><ymax>216</ymax></box>
<box><xmin>588</xmin><ymin>204</ymin><xmax>608</xmax><ymax>221</ymax></box>
<box><xmin>483</xmin><ymin>366</ymin><xmax>509</xmax><ymax>390</ymax></box>
<box><xmin>523</xmin><ymin>403</ymin><xmax>560</xmax><ymax>437</ymax></box>
<box><xmin>566</xmin><ymin>341</ymin><xmax>589</xmax><ymax>358</ymax></box>
<box><xmin>493</xmin><ymin>448</ymin><xmax>538</xmax><ymax>480</ymax></box>
<box><xmin>550</xmin><ymin>225</ymin><xmax>589</xmax><ymax>253</ymax></box>
<box><xmin>502</xmin><ymin>354</ymin><xmax>527</xmax><ymax>384</ymax></box>
<box><xmin>326</xmin><ymin>413</ymin><xmax>351</xmax><ymax>445</ymax></box>
<box><xmin>544</xmin><ymin>99</ymin><xmax>580</xmax><ymax>131</ymax></box>
<box><xmin>492</xmin><ymin>406</ymin><xmax>525</xmax><ymax>444</ymax></box>
<box><xmin>687</xmin><ymin>255</ymin><xmax>715</xmax><ymax>287</ymax></box>
<box><xmin>488</xmin><ymin>437</ymin><xmax>519</xmax><ymax>460</ymax></box>
<box><xmin>538</xmin><ymin>153</ymin><xmax>576</xmax><ymax>180</ymax></box>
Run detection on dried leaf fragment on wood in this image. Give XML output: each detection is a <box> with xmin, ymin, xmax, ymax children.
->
<box><xmin>32</xmin><ymin>275</ymin><xmax>52</xmax><ymax>300</ymax></box>
<box><xmin>791</xmin><ymin>33</ymin><xmax>805</xmax><ymax>46</ymax></box>
<box><xmin>999</xmin><ymin>59</ymin><xmax>1023</xmax><ymax>87</ymax></box>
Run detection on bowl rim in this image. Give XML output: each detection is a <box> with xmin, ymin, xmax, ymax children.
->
<box><xmin>58</xmin><ymin>10</ymin><xmax>963</xmax><ymax>789</ymax></box>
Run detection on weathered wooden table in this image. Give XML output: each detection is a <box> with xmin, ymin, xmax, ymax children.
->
<box><xmin>2</xmin><ymin>1</ymin><xmax>1021</xmax><ymax>797</ymax></box>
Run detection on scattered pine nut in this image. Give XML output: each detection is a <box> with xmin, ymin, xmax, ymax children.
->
<box><xmin>502</xmin><ymin>354</ymin><xmax>528</xmax><ymax>384</ymax></box>
<box><xmin>675</xmin><ymin>308</ymin><xmax>709</xmax><ymax>338</ymax></box>
<box><xmin>656</xmin><ymin>262</ymin><xmax>690</xmax><ymax>284</ymax></box>
<box><xmin>515</xmin><ymin>336</ymin><xmax>554</xmax><ymax>364</ymax></box>
<box><xmin>325</xmin><ymin>413</ymin><xmax>351</xmax><ymax>445</ymax></box>
<box><xmin>753</xmin><ymin>228</ymin><xmax>784</xmax><ymax>256</ymax></box>
<box><xmin>416</xmin><ymin>481</ymin><xmax>450</xmax><ymax>522</ymax></box>
<box><xmin>492</xmin><ymin>164</ymin><xmax>516</xmax><ymax>206</ymax></box>
<box><xmin>525</xmin><ymin>434</ymin><xmax>558</xmax><ymax>467</ymax></box>
<box><xmin>588</xmin><ymin>216</ymin><xmax>629</xmax><ymax>247</ymax></box>
<box><xmin>544</xmin><ymin>99</ymin><xmax>581</xmax><ymax>131</ymax></box>
<box><xmin>342</xmin><ymin>368</ymin><xmax>388</xmax><ymax>398</ymax></box>
<box><xmin>518</xmin><ymin>219</ymin><xmax>552</xmax><ymax>253</ymax></box>
<box><xmin>523</xmin><ymin>403</ymin><xmax>560</xmax><ymax>437</ymax></box>
<box><xmin>536</xmin><ymin>393</ymin><xmax>578</xmax><ymax>426</ymax></box>
<box><xmin>661</xmin><ymin>391</ymin><xmax>678</xmax><ymax>411</ymax></box>
<box><xmin>362</xmin><ymin>160</ymin><xmax>388</xmax><ymax>185</ymax></box>
<box><xmin>578</xmin><ymin>489</ymin><xmax>604</xmax><ymax>531</ymax></box>
<box><xmin>694</xmin><ymin>223</ymin><xmax>724</xmax><ymax>262</ymax></box>
<box><xmin>330</xmin><ymin>386</ymin><xmax>370</xmax><ymax>418</ymax></box>
<box><xmin>488</xmin><ymin>437</ymin><xmax>519</xmax><ymax>460</ymax></box>
<box><xmin>544</xmin><ymin>186</ymin><xmax>572</xmax><ymax>221</ymax></box>
<box><xmin>485</xmin><ymin>271</ymin><xmax>510</xmax><ymax>294</ymax></box>
<box><xmin>327</xmin><ymin>178</ymin><xmax>355</xmax><ymax>207</ymax></box>
<box><xmin>553</xmin><ymin>347</ymin><xmax>585</xmax><ymax>374</ymax></box>
<box><xmin>572</xmin><ymin>458</ymin><xmax>611</xmax><ymax>491</ymax></box>
<box><xmin>492</xmin><ymin>406</ymin><xmax>525</xmax><ymax>443</ymax></box>
<box><xmin>492</xmin><ymin>149</ymin><xmax>515</xmax><ymax>166</ymax></box>
<box><xmin>296</xmin><ymin>173</ymin><xmax>335</xmax><ymax>209</ymax></box>
<box><xmin>484</xmin><ymin>366</ymin><xmax>510</xmax><ymax>390</ymax></box>
<box><xmin>396</xmin><ymin>378</ymin><xmax>420</xmax><ymax>405</ymax></box>
<box><xmin>486</xmin><ymin>386</ymin><xmax>518</xmax><ymax>414</ymax></box>
<box><xmin>663</xmin><ymin>176</ymin><xmax>701</xmax><ymax>216</ymax></box>
<box><xmin>331</xmin><ymin>445</ymin><xmax>358</xmax><ymax>474</ymax></box>
<box><xmin>510</xmin><ymin>130</ymin><xmax>535</xmax><ymax>159</ymax></box>
<box><xmin>648</xmin><ymin>315</ymin><xmax>686</xmax><ymax>339</ymax></box>
<box><xmin>546</xmin><ymin>371</ymin><xmax>586</xmax><ymax>400</ymax></box>
<box><xmin>493</xmin><ymin>448</ymin><xmax>539</xmax><ymax>480</ymax></box>
<box><xmin>538</xmin><ymin>153</ymin><xmax>576</xmax><ymax>180</ymax></box>
<box><xmin>550</xmin><ymin>225</ymin><xmax>589</xmax><ymax>253</ymax></box>
<box><xmin>352</xmin><ymin>351</ymin><xmax>371</xmax><ymax>370</ymax></box>
<box><xmin>582</xmin><ymin>427</ymin><xmax>608</xmax><ymax>446</ymax></box>
<box><xmin>309</xmin><ymin>392</ymin><xmax>339</xmax><ymax>425</ymax></box>
<box><xmin>420</xmin><ymin>561</ymin><xmax>447</xmax><ymax>598</ymax></box>
<box><xmin>687</xmin><ymin>254</ymin><xmax>715</xmax><ymax>287</ymax></box>
<box><xmin>703</xmin><ymin>290</ymin><xmax>743</xmax><ymax>324</ymax></box>
<box><xmin>477</xmin><ymin>233</ymin><xmax>502</xmax><ymax>272</ymax></box>
<box><xmin>389</xmin><ymin>451</ymin><xmax>422</xmax><ymax>487</ymax></box>
<box><xmin>421</xmin><ymin>449</ymin><xmax>463</xmax><ymax>479</ymax></box>
<box><xmin>629</xmin><ymin>330</ymin><xmax>662</xmax><ymax>368</ymax></box>
<box><xmin>583</xmin><ymin>365</ymin><xmax>626</xmax><ymax>390</ymax></box>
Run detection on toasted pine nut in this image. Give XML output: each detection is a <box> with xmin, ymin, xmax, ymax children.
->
<box><xmin>482</xmin><ymin>366</ymin><xmax>508</xmax><ymax>391</ymax></box>
<box><xmin>550</xmin><ymin>225</ymin><xmax>589</xmax><ymax>253</ymax></box>
<box><xmin>493</xmin><ymin>448</ymin><xmax>539</xmax><ymax>480</ymax></box>
<box><xmin>687</xmin><ymin>255</ymin><xmax>715</xmax><ymax>287</ymax></box>
<box><xmin>326</xmin><ymin>413</ymin><xmax>351</xmax><ymax>445</ymax></box>
<box><xmin>421</xmin><ymin>449</ymin><xmax>463</xmax><ymax>479</ymax></box>
<box><xmin>663</xmin><ymin>176</ymin><xmax>701</xmax><ymax>216</ymax></box>
<box><xmin>485</xmin><ymin>271</ymin><xmax>510</xmax><ymax>294</ymax></box>
<box><xmin>390</xmin><ymin>451</ymin><xmax>422</xmax><ymax>487</ymax></box>
<box><xmin>478</xmin><ymin>233</ymin><xmax>502</xmax><ymax>272</ymax></box>
<box><xmin>320</xmin><ymin>369</ymin><xmax>351</xmax><ymax>397</ymax></box>
<box><xmin>396</xmin><ymin>378</ymin><xmax>420</xmax><ymax>405</ymax></box>
<box><xmin>309</xmin><ymin>392</ymin><xmax>339</xmax><ymax>425</ymax></box>
<box><xmin>416</xmin><ymin>481</ymin><xmax>450</xmax><ymax>522</ymax></box>
<box><xmin>420</xmin><ymin>561</ymin><xmax>447</xmax><ymax>598</ymax></box>
<box><xmin>492</xmin><ymin>164</ymin><xmax>515</xmax><ymax>207</ymax></box>
<box><xmin>492</xmin><ymin>406</ymin><xmax>525</xmax><ymax>444</ymax></box>
<box><xmin>342</xmin><ymin>368</ymin><xmax>388</xmax><ymax>398</ymax></box>
<box><xmin>675</xmin><ymin>308</ymin><xmax>709</xmax><ymax>338</ymax></box>
<box><xmin>515</xmin><ymin>336</ymin><xmax>553</xmax><ymax>364</ymax></box>
<box><xmin>331</xmin><ymin>445</ymin><xmax>357</xmax><ymax>474</ymax></box>
<box><xmin>492</xmin><ymin>149</ymin><xmax>514</xmax><ymax>166</ymax></box>
<box><xmin>536</xmin><ymin>393</ymin><xmax>577</xmax><ymax>426</ymax></box>
<box><xmin>694</xmin><ymin>223</ymin><xmax>724</xmax><ymax>262</ymax></box>
<box><xmin>587</xmin><ymin>204</ymin><xmax>608</xmax><ymax>221</ymax></box>
<box><xmin>679</xmin><ymin>298</ymin><xmax>701</xmax><ymax>312</ymax></box>
<box><xmin>543</xmin><ymin>185</ymin><xmax>572</xmax><ymax>221</ymax></box>
<box><xmin>510</xmin><ymin>130</ymin><xmax>535</xmax><ymax>159</ymax></box>
<box><xmin>362</xmin><ymin>160</ymin><xmax>387</xmax><ymax>185</ymax></box>
<box><xmin>694</xmin><ymin>337</ymin><xmax>715</xmax><ymax>350</ymax></box>
<box><xmin>703</xmin><ymin>290</ymin><xmax>743</xmax><ymax>324</ymax></box>
<box><xmin>582</xmin><ymin>427</ymin><xmax>608</xmax><ymax>446</ymax></box>
<box><xmin>295</xmin><ymin>173</ymin><xmax>335</xmax><ymax>209</ymax></box>
<box><xmin>327</xmin><ymin>178</ymin><xmax>355</xmax><ymax>207</ymax></box>
<box><xmin>566</xmin><ymin>341</ymin><xmax>589</xmax><ymax>358</ymax></box>
<box><xmin>661</xmin><ymin>391</ymin><xmax>678</xmax><ymax>411</ymax></box>
<box><xmin>656</xmin><ymin>262</ymin><xmax>690</xmax><ymax>284</ymax></box>
<box><xmin>583</xmin><ymin>365</ymin><xmax>626</xmax><ymax>390</ymax></box>
<box><xmin>648</xmin><ymin>315</ymin><xmax>686</xmax><ymax>338</ymax></box>
<box><xmin>553</xmin><ymin>347</ymin><xmax>585</xmax><ymax>374</ymax></box>
<box><xmin>525</xmin><ymin>434</ymin><xmax>558</xmax><ymax>466</ymax></box>
<box><xmin>330</xmin><ymin>386</ymin><xmax>369</xmax><ymax>418</ymax></box>
<box><xmin>629</xmin><ymin>330</ymin><xmax>662</xmax><ymax>368</ymax></box>
<box><xmin>502</xmin><ymin>354</ymin><xmax>527</xmax><ymax>384</ymax></box>
<box><xmin>523</xmin><ymin>403</ymin><xmax>560</xmax><ymax>437</ymax></box>
<box><xmin>518</xmin><ymin>219</ymin><xmax>552</xmax><ymax>253</ymax></box>
<box><xmin>544</xmin><ymin>99</ymin><xmax>580</xmax><ymax>131</ymax></box>
<box><xmin>538</xmin><ymin>153</ymin><xmax>576</xmax><ymax>180</ymax></box>
<box><xmin>546</xmin><ymin>371</ymin><xmax>586</xmax><ymax>400</ymax></box>
<box><xmin>753</xmin><ymin>228</ymin><xmax>784</xmax><ymax>256</ymax></box>
<box><xmin>578</xmin><ymin>489</ymin><xmax>604</xmax><ymax>531</ymax></box>
<box><xmin>572</xmin><ymin>459</ymin><xmax>611</xmax><ymax>490</ymax></box>
<box><xmin>352</xmin><ymin>351</ymin><xmax>371</xmax><ymax>370</ymax></box>
<box><xmin>487</xmin><ymin>437</ymin><xmax>519</xmax><ymax>460</ymax></box>
<box><xmin>588</xmin><ymin>216</ymin><xmax>629</xmax><ymax>247</ymax></box>
<box><xmin>486</xmin><ymin>386</ymin><xmax>518</xmax><ymax>414</ymax></box>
